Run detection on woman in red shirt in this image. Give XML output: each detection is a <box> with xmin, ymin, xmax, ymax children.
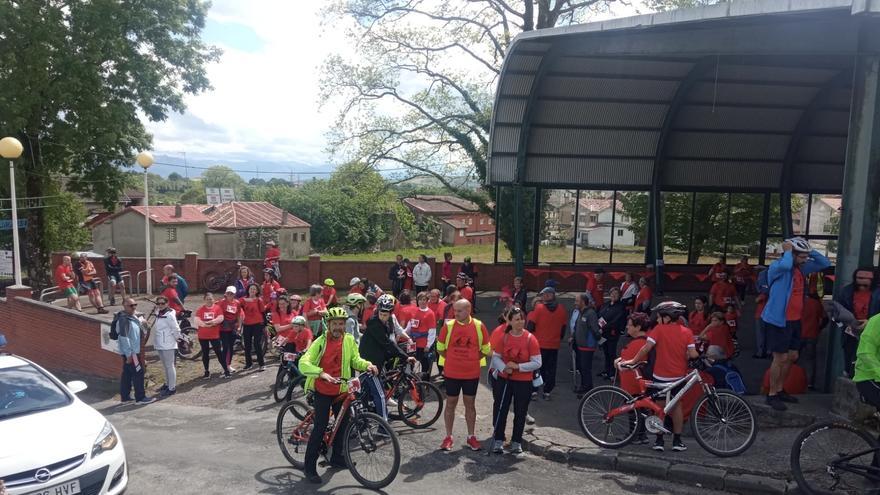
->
<box><xmin>688</xmin><ymin>296</ymin><xmax>710</xmax><ymax>337</ymax></box>
<box><xmin>700</xmin><ymin>312</ymin><xmax>735</xmax><ymax>360</ymax></box>
<box><xmin>303</xmin><ymin>284</ymin><xmax>328</xmax><ymax>337</ymax></box>
<box><xmin>194</xmin><ymin>292</ymin><xmax>230</xmax><ymax>378</ymax></box>
<box><xmin>615</xmin><ymin>312</ymin><xmax>651</xmax><ymax>444</ymax></box>
<box><xmin>271</xmin><ymin>295</ymin><xmax>296</xmax><ymax>341</ymax></box>
<box><xmin>219</xmin><ymin>286</ymin><xmax>244</xmax><ymax>372</ymax></box>
<box><xmin>240</xmin><ymin>283</ymin><xmax>267</xmax><ymax>371</ymax></box>
<box><xmin>289</xmin><ymin>294</ymin><xmax>302</xmax><ymax>318</ymax></box>
<box><xmin>633</xmin><ymin>277</ymin><xmax>653</xmax><ymax>313</ymax></box>
<box><xmin>709</xmin><ymin>272</ymin><xmax>739</xmax><ymax>311</ymax></box>
<box><xmin>489</xmin><ymin>307</ymin><xmax>541</xmax><ymax>454</ymax></box>
<box><xmin>261</xmin><ymin>269</ymin><xmax>281</xmax><ymax>309</ymax></box>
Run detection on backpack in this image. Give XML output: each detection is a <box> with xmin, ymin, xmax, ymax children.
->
<box><xmin>109</xmin><ymin>311</ymin><xmax>123</xmax><ymax>340</ymax></box>
<box><xmin>713</xmin><ymin>361</ymin><xmax>747</xmax><ymax>395</ymax></box>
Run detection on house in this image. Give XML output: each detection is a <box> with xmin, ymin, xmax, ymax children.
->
<box><xmin>795</xmin><ymin>195</ymin><xmax>841</xmax><ymax>236</ymax></box>
<box><xmin>81</xmin><ymin>189</ymin><xmax>145</xmax><ymax>214</ymax></box>
<box><xmin>202</xmin><ymin>201</ymin><xmax>311</xmax><ymax>259</ymax></box>
<box><xmin>402</xmin><ymin>195</ymin><xmax>496</xmax><ymax>246</ymax></box>
<box><xmin>89</xmin><ymin>201</ymin><xmax>311</xmax><ymax>260</ymax></box>
<box><xmin>575</xmin><ymin>198</ymin><xmax>636</xmax><ymax>249</ymax></box>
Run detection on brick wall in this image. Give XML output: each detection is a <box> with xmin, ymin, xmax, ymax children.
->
<box><xmin>1</xmin><ymin>287</ymin><xmax>119</xmax><ymax>379</ymax></box>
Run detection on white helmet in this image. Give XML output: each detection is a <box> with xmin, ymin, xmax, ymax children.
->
<box><xmin>350</xmin><ymin>277</ymin><xmax>361</xmax><ymax>287</ymax></box>
<box><xmin>787</xmin><ymin>237</ymin><xmax>812</xmax><ymax>253</ymax></box>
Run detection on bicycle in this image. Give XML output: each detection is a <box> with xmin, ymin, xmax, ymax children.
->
<box><xmin>379</xmin><ymin>354</ymin><xmax>443</xmax><ymax>429</ymax></box>
<box><xmin>791</xmin><ymin>417</ymin><xmax>880</xmax><ymax>494</ymax></box>
<box><xmin>578</xmin><ymin>361</ymin><xmax>757</xmax><ymax>457</ymax></box>
<box><xmin>202</xmin><ymin>260</ymin><xmax>241</xmax><ymax>294</ymax></box>
<box><xmin>276</xmin><ymin>374</ymin><xmax>401</xmax><ymax>490</ymax></box>
<box><xmin>273</xmin><ymin>340</ymin><xmax>305</xmax><ymax>404</ymax></box>
<box><xmin>139</xmin><ymin>300</ymin><xmax>199</xmax><ymax>361</ymax></box>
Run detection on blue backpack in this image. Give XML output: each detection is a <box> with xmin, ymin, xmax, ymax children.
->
<box><xmin>712</xmin><ymin>362</ymin><xmax>747</xmax><ymax>395</ymax></box>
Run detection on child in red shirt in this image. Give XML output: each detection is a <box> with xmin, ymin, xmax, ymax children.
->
<box><xmin>700</xmin><ymin>312</ymin><xmax>735</xmax><ymax>360</ymax></box>
<box><xmin>321</xmin><ymin>279</ymin><xmax>337</xmax><ymax>307</ymax></box>
<box><xmin>616</xmin><ymin>313</ymin><xmax>651</xmax><ymax>444</ymax></box>
<box><xmin>303</xmin><ymin>285</ymin><xmax>328</xmax><ymax>337</ymax></box>
<box><xmin>688</xmin><ymin>296</ymin><xmax>710</xmax><ymax>337</ymax></box>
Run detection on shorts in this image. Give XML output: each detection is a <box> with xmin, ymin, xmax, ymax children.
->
<box><xmin>652</xmin><ymin>377</ymin><xmax>686</xmax><ymax>400</ymax></box>
<box><xmin>62</xmin><ymin>287</ymin><xmax>78</xmax><ymax>298</ymax></box>
<box><xmin>108</xmin><ymin>273</ymin><xmax>123</xmax><ymax>284</ymax></box>
<box><xmin>80</xmin><ymin>280</ymin><xmax>98</xmax><ymax>291</ymax></box>
<box><xmin>444</xmin><ymin>377</ymin><xmax>479</xmax><ymax>397</ymax></box>
<box><xmin>764</xmin><ymin>320</ymin><xmax>801</xmax><ymax>354</ymax></box>
<box><xmin>856</xmin><ymin>380</ymin><xmax>880</xmax><ymax>409</ymax></box>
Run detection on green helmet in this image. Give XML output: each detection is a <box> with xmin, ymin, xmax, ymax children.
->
<box><xmin>292</xmin><ymin>315</ymin><xmax>307</xmax><ymax>326</ymax></box>
<box><xmin>326</xmin><ymin>306</ymin><xmax>348</xmax><ymax>321</ymax></box>
<box><xmin>346</xmin><ymin>293</ymin><xmax>367</xmax><ymax>306</ymax></box>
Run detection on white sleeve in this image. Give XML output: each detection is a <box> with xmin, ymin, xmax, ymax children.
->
<box><xmin>427</xmin><ymin>325</ymin><xmax>436</xmax><ymax>348</ymax></box>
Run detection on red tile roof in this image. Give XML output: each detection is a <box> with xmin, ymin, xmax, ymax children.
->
<box><xmin>440</xmin><ymin>218</ymin><xmax>469</xmax><ymax>229</ymax></box>
<box><xmin>126</xmin><ymin>205</ymin><xmax>212</xmax><ymax>224</ymax></box>
<box><xmin>818</xmin><ymin>196</ymin><xmax>842</xmax><ymax>211</ymax></box>
<box><xmin>84</xmin><ymin>212</ymin><xmax>113</xmax><ymax>229</ymax></box>
<box><xmin>403</xmin><ymin>195</ymin><xmax>481</xmax><ymax>215</ymax></box>
<box><xmin>204</xmin><ymin>201</ymin><xmax>310</xmax><ymax>229</ymax></box>
<box><xmin>578</xmin><ymin>198</ymin><xmax>622</xmax><ymax>213</ymax></box>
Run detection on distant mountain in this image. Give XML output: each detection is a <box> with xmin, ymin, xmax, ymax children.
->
<box><xmin>147</xmin><ymin>153</ymin><xmax>335</xmax><ymax>181</ymax></box>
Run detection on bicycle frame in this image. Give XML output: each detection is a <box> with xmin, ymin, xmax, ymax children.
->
<box><xmin>606</xmin><ymin>368</ymin><xmax>708</xmax><ymax>422</ymax></box>
<box><xmin>289</xmin><ymin>377</ymin><xmax>364</xmax><ymax>452</ymax></box>
<box><xmin>828</xmin><ymin>448</ymin><xmax>880</xmax><ymax>483</ymax></box>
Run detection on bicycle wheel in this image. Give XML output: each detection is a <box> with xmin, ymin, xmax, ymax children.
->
<box><xmin>398</xmin><ymin>380</ymin><xmax>443</xmax><ymax>429</ymax></box>
<box><xmin>791</xmin><ymin>420</ymin><xmax>880</xmax><ymax>495</ymax></box>
<box><xmin>203</xmin><ymin>272</ymin><xmax>225</xmax><ymax>293</ymax></box>
<box><xmin>274</xmin><ymin>368</ymin><xmax>295</xmax><ymax>403</ymax></box>
<box><xmin>578</xmin><ymin>385</ymin><xmax>639</xmax><ymax>448</ymax></box>
<box><xmin>690</xmin><ymin>390</ymin><xmax>757</xmax><ymax>457</ymax></box>
<box><xmin>285</xmin><ymin>376</ymin><xmax>306</xmax><ymax>406</ymax></box>
<box><xmin>343</xmin><ymin>411</ymin><xmax>401</xmax><ymax>490</ymax></box>
<box><xmin>176</xmin><ymin>327</ymin><xmax>201</xmax><ymax>361</ymax></box>
<box><xmin>276</xmin><ymin>401</ymin><xmax>311</xmax><ymax>469</ymax></box>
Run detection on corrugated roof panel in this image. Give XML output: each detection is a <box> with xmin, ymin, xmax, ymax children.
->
<box><xmin>506</xmin><ymin>54</ymin><xmax>544</xmax><ymax>72</ymax></box>
<box><xmin>494</xmin><ymin>99</ymin><xmax>528</xmax><ymax>124</ymax></box>
<box><xmin>820</xmin><ymin>88</ymin><xmax>854</xmax><ymax>109</ymax></box>
<box><xmin>539</xmin><ymin>76</ymin><xmax>678</xmax><ymax>100</ymax></box>
<box><xmin>527</xmin><ymin>128</ymin><xmax>659</xmax><ymax>156</ymax></box>
<box><xmin>789</xmin><ymin>162</ymin><xmax>845</xmax><ymax>191</ymax></box>
<box><xmin>711</xmin><ymin>65</ymin><xmax>838</xmax><ymax>84</ymax></box>
<box><xmin>489</xmin><ymin>156</ymin><xmax>517</xmax><ymax>183</ymax></box>
<box><xmin>491</xmin><ymin>125</ymin><xmax>522</xmax><ymax>153</ymax></box>
<box><xmin>550</xmin><ymin>56</ymin><xmax>695</xmax><ymax>77</ymax></box>
<box><xmin>797</xmin><ymin>136</ymin><xmax>847</xmax><ymax>163</ymax></box>
<box><xmin>532</xmin><ymin>101</ymin><xmax>667</xmax><ymax>127</ymax></box>
<box><xmin>808</xmin><ymin>110</ymin><xmax>850</xmax><ymax>134</ymax></box>
<box><xmin>662</xmin><ymin>160</ymin><xmax>783</xmax><ymax>188</ymax></box>
<box><xmin>674</xmin><ymin>105</ymin><xmax>802</xmax><ymax>132</ymax></box>
<box><xmin>523</xmin><ymin>157</ymin><xmax>653</xmax><ymax>186</ymax></box>
<box><xmin>686</xmin><ymin>82</ymin><xmax>819</xmax><ymax>106</ymax></box>
<box><xmin>666</xmin><ymin>132</ymin><xmax>790</xmax><ymax>160</ymax></box>
<box><xmin>501</xmin><ymin>74</ymin><xmax>536</xmax><ymax>96</ymax></box>
<box><xmin>517</xmin><ymin>41</ymin><xmax>552</xmax><ymax>52</ymax></box>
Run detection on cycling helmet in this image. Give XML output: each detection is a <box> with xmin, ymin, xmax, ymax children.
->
<box><xmin>346</xmin><ymin>293</ymin><xmax>367</xmax><ymax>306</ymax></box>
<box><xmin>324</xmin><ymin>278</ymin><xmax>335</xmax><ymax>287</ymax></box>
<box><xmin>350</xmin><ymin>277</ymin><xmax>361</xmax><ymax>287</ymax></box>
<box><xmin>327</xmin><ymin>306</ymin><xmax>348</xmax><ymax>320</ymax></box>
<box><xmin>651</xmin><ymin>301</ymin><xmax>688</xmax><ymax>319</ymax></box>
<box><xmin>377</xmin><ymin>294</ymin><xmax>396</xmax><ymax>312</ymax></box>
<box><xmin>787</xmin><ymin>237</ymin><xmax>812</xmax><ymax>253</ymax></box>
<box><xmin>290</xmin><ymin>293</ymin><xmax>301</xmax><ymax>301</ymax></box>
<box><xmin>292</xmin><ymin>315</ymin><xmax>307</xmax><ymax>326</ymax></box>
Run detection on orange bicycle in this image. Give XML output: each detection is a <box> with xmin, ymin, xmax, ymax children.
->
<box><xmin>276</xmin><ymin>374</ymin><xmax>401</xmax><ymax>489</ymax></box>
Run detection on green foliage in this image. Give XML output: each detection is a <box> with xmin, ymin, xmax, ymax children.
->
<box><xmin>42</xmin><ymin>190</ymin><xmax>91</xmax><ymax>254</ymax></box>
<box><xmin>496</xmin><ymin>187</ymin><xmax>538</xmax><ymax>262</ymax></box>
<box><xmin>201</xmin><ymin>165</ymin><xmax>246</xmax><ymax>191</ymax></box>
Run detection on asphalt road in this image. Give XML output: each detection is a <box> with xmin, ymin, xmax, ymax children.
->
<box><xmin>84</xmin><ymin>364</ymin><xmax>733</xmax><ymax>495</ymax></box>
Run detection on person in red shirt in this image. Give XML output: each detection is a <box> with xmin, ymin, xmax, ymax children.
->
<box><xmin>289</xmin><ymin>294</ymin><xmax>302</xmax><ymax>318</ymax></box>
<box><xmin>619</xmin><ymin>301</ymin><xmax>698</xmax><ymax>453</ymax></box>
<box><xmin>688</xmin><ymin>296</ymin><xmax>710</xmax><ymax>337</ymax></box>
<box><xmin>219</xmin><ymin>286</ymin><xmax>244</xmax><ymax>372</ymax></box>
<box><xmin>437</xmin><ymin>299</ymin><xmax>490</xmax><ymax>452</ymax></box>
<box><xmin>427</xmin><ymin>289</ymin><xmax>447</xmax><ymax>324</ymax></box>
<box><xmin>402</xmin><ymin>258</ymin><xmax>414</xmax><ymax>291</ymax></box>
<box><xmin>526</xmin><ymin>287</ymin><xmax>568</xmax><ymax>400</ymax></box>
<box><xmin>54</xmin><ymin>255</ymin><xmax>81</xmax><ymax>311</ymax></box>
<box><xmin>615</xmin><ymin>312</ymin><xmax>651</xmax><ymax>444</ymax></box>
<box><xmin>239</xmin><ymin>283</ymin><xmax>267</xmax><ymax>371</ymax></box>
<box><xmin>161</xmin><ymin>276</ymin><xmax>185</xmax><ymax>314</ymax></box>
<box><xmin>709</xmin><ymin>272</ymin><xmax>739</xmax><ymax>311</ymax></box>
<box><xmin>264</xmin><ymin>240</ymin><xmax>281</xmax><ymax>279</ymax></box>
<box><xmin>261</xmin><ymin>269</ymin><xmax>281</xmax><ymax>309</ymax></box>
<box><xmin>321</xmin><ymin>278</ymin><xmax>337</xmax><ymax>307</ymax></box>
<box><xmin>708</xmin><ymin>257</ymin><xmax>727</xmax><ymax>283</ymax></box>
<box><xmin>271</xmin><ymin>295</ymin><xmax>296</xmax><ymax>347</ymax></box>
<box><xmin>411</xmin><ymin>292</ymin><xmax>438</xmax><ymax>379</ymax></box>
<box><xmin>724</xmin><ymin>303</ymin><xmax>740</xmax><ymax>337</ymax></box>
<box><xmin>633</xmin><ymin>277</ymin><xmax>652</xmax><ymax>313</ymax></box>
<box><xmin>488</xmin><ymin>307</ymin><xmax>541</xmax><ymax>455</ymax></box>
<box><xmin>194</xmin><ymin>292</ymin><xmax>230</xmax><ymax>378</ymax></box>
<box><xmin>733</xmin><ymin>256</ymin><xmax>754</xmax><ymax>302</ymax></box>
<box><xmin>394</xmin><ymin>291</ymin><xmax>416</xmax><ymax>328</ymax></box>
<box><xmin>800</xmin><ymin>292</ymin><xmax>827</xmax><ymax>389</ymax></box>
<box><xmin>303</xmin><ymin>284</ymin><xmax>328</xmax><ymax>337</ymax></box>
<box><xmin>456</xmin><ymin>274</ymin><xmax>474</xmax><ymax>309</ymax></box>
<box><xmin>586</xmin><ymin>268</ymin><xmax>606</xmax><ymax>310</ymax></box>
<box><xmin>77</xmin><ymin>253</ymin><xmax>109</xmax><ymax>314</ymax></box>
<box><xmin>700</xmin><ymin>312</ymin><xmax>735</xmax><ymax>360</ymax></box>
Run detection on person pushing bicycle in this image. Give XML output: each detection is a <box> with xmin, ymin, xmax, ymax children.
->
<box><xmin>618</xmin><ymin>301</ymin><xmax>699</xmax><ymax>452</ymax></box>
<box><xmin>854</xmin><ymin>313</ymin><xmax>880</xmax><ymax>409</ymax></box>
<box><xmin>298</xmin><ymin>306</ymin><xmax>379</xmax><ymax>484</ymax></box>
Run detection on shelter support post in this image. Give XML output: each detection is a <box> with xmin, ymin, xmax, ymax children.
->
<box><xmin>826</xmin><ymin>54</ymin><xmax>880</xmax><ymax>392</ymax></box>
<box><xmin>514</xmin><ymin>184</ymin><xmax>524</xmax><ymax>277</ymax></box>
<box><xmin>648</xmin><ymin>187</ymin><xmax>664</xmax><ymax>294</ymax></box>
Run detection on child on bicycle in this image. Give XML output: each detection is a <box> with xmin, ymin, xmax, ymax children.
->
<box><xmin>618</xmin><ymin>301</ymin><xmax>699</xmax><ymax>452</ymax></box>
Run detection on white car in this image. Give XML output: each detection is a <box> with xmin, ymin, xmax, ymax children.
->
<box><xmin>0</xmin><ymin>354</ymin><xmax>127</xmax><ymax>495</ymax></box>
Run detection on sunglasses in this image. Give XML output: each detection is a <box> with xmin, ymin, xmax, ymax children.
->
<box><xmin>157</xmin><ymin>301</ymin><xmax>167</xmax><ymax>305</ymax></box>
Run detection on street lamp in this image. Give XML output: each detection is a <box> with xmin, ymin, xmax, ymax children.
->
<box><xmin>0</xmin><ymin>137</ymin><xmax>24</xmax><ymax>287</ymax></box>
<box><xmin>136</xmin><ymin>151</ymin><xmax>154</xmax><ymax>294</ymax></box>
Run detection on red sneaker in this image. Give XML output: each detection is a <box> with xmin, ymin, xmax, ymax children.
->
<box><xmin>466</xmin><ymin>436</ymin><xmax>482</xmax><ymax>451</ymax></box>
<box><xmin>440</xmin><ymin>436</ymin><xmax>454</xmax><ymax>451</ymax></box>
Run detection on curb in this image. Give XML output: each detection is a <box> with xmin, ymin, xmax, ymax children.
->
<box><xmin>520</xmin><ymin>433</ymin><xmax>793</xmax><ymax>494</ymax></box>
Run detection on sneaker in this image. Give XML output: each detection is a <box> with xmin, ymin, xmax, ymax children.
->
<box><xmin>440</xmin><ymin>436</ymin><xmax>454</xmax><ymax>451</ymax></box>
<box><xmin>466</xmin><ymin>435</ymin><xmax>482</xmax><ymax>451</ymax></box>
<box><xmin>387</xmin><ymin>398</ymin><xmax>399</xmax><ymax>408</ymax></box>
<box><xmin>161</xmin><ymin>389</ymin><xmax>176</xmax><ymax>397</ymax></box>
<box><xmin>222</xmin><ymin>372</ymin><xmax>231</xmax><ymax>379</ymax></box>
<box><xmin>653</xmin><ymin>438</ymin><xmax>665</xmax><ymax>452</ymax></box>
<box><xmin>634</xmin><ymin>435</ymin><xmax>650</xmax><ymax>445</ymax></box>
<box><xmin>120</xmin><ymin>397</ymin><xmax>134</xmax><ymax>404</ymax></box>
<box><xmin>228</xmin><ymin>367</ymin><xmax>237</xmax><ymax>374</ymax></box>
<box><xmin>526</xmin><ymin>414</ymin><xmax>536</xmax><ymax>425</ymax></box>
<box><xmin>778</xmin><ymin>391</ymin><xmax>800</xmax><ymax>404</ymax></box>
<box><xmin>304</xmin><ymin>471</ymin><xmax>322</xmax><ymax>484</ymax></box>
<box><xmin>492</xmin><ymin>439</ymin><xmax>504</xmax><ymax>453</ymax></box>
<box><xmin>97</xmin><ymin>308</ymin><xmax>109</xmax><ymax>314</ymax></box>
<box><xmin>202</xmin><ymin>371</ymin><xmax>210</xmax><ymax>380</ymax></box>
<box><xmin>259</xmin><ymin>366</ymin><xmax>266</xmax><ymax>372</ymax></box>
<box><xmin>766</xmin><ymin>395</ymin><xmax>787</xmax><ymax>411</ymax></box>
<box><xmin>542</xmin><ymin>392</ymin><xmax>551</xmax><ymax>401</ymax></box>
<box><xmin>531</xmin><ymin>391</ymin><xmax>538</xmax><ymax>400</ymax></box>
<box><xmin>672</xmin><ymin>439</ymin><xmax>688</xmax><ymax>452</ymax></box>
<box><xmin>242</xmin><ymin>365</ymin><xmax>253</xmax><ymax>371</ymax></box>
<box><xmin>507</xmin><ymin>442</ymin><xmax>524</xmax><ymax>456</ymax></box>
<box><xmin>159</xmin><ymin>384</ymin><xmax>168</xmax><ymax>392</ymax></box>
<box><xmin>136</xmin><ymin>397</ymin><xmax>156</xmax><ymax>405</ymax></box>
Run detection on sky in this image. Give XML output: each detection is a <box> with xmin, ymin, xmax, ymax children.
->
<box><xmin>143</xmin><ymin>0</ymin><xmax>643</xmax><ymax>179</ymax></box>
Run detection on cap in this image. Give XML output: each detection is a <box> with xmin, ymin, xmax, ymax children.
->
<box><xmin>324</xmin><ymin>278</ymin><xmax>335</xmax><ymax>287</ymax></box>
<box><xmin>225</xmin><ymin>286</ymin><xmax>236</xmax><ymax>294</ymax></box>
<box><xmin>106</xmin><ymin>247</ymin><xmax>117</xmax><ymax>253</ymax></box>
<box><xmin>266</xmin><ymin>240</ymin><xmax>276</xmax><ymax>246</ymax></box>
<box><xmin>539</xmin><ymin>286</ymin><xmax>556</xmax><ymax>295</ymax></box>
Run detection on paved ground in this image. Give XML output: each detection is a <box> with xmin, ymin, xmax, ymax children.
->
<box><xmin>81</xmin><ymin>361</ymin><xmax>734</xmax><ymax>494</ymax></box>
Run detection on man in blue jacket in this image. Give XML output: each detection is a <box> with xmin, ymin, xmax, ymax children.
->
<box><xmin>117</xmin><ymin>298</ymin><xmax>155</xmax><ymax>405</ymax></box>
<box><xmin>762</xmin><ymin>237</ymin><xmax>830</xmax><ymax>411</ymax></box>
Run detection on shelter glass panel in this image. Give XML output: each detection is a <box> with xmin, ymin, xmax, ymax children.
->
<box><xmin>726</xmin><ymin>193</ymin><xmax>765</xmax><ymax>263</ymax></box>
<box><xmin>496</xmin><ymin>186</ymin><xmax>537</xmax><ymax>263</ymax></box>
<box><xmin>539</xmin><ymin>189</ymin><xmax>578</xmax><ymax>263</ymax></box>
<box><xmin>613</xmin><ymin>191</ymin><xmax>648</xmax><ymax>263</ymax></box>
<box><xmin>765</xmin><ymin>236</ymin><xmax>785</xmax><ymax>263</ymax></box>
<box><xmin>791</xmin><ymin>193</ymin><xmax>810</xmax><ymax>235</ymax></box>
<box><xmin>768</xmin><ymin>193</ymin><xmax>783</xmax><ymax>236</ymax></box>
<box><xmin>575</xmin><ymin>190</ymin><xmax>617</xmax><ymax>263</ymax></box>
<box><xmin>661</xmin><ymin>192</ymin><xmax>692</xmax><ymax>264</ymax></box>
<box><xmin>691</xmin><ymin>193</ymin><xmax>728</xmax><ymax>264</ymax></box>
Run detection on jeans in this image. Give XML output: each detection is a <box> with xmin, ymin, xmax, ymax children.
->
<box><xmin>242</xmin><ymin>324</ymin><xmax>265</xmax><ymax>368</ymax></box>
<box><xmin>200</xmin><ymin>338</ymin><xmax>229</xmax><ymax>374</ymax></box>
<box><xmin>575</xmin><ymin>347</ymin><xmax>595</xmax><ymax>392</ymax></box>
<box><xmin>602</xmin><ymin>338</ymin><xmax>619</xmax><ymax>376</ymax></box>
<box><xmin>305</xmin><ymin>392</ymin><xmax>349</xmax><ymax>474</ymax></box>
<box><xmin>220</xmin><ymin>330</ymin><xmax>236</xmax><ymax>367</ymax></box>
<box><xmin>415</xmin><ymin>285</ymin><xmax>428</xmax><ymax>295</ymax></box>
<box><xmin>755</xmin><ymin>318</ymin><xmax>766</xmax><ymax>356</ymax></box>
<box><xmin>539</xmin><ymin>348</ymin><xmax>559</xmax><ymax>394</ymax></box>
<box><xmin>156</xmin><ymin>349</ymin><xmax>177</xmax><ymax>391</ymax></box>
<box><xmin>120</xmin><ymin>356</ymin><xmax>145</xmax><ymax>401</ymax></box>
<box><xmin>362</xmin><ymin>374</ymin><xmax>388</xmax><ymax>420</ymax></box>
<box><xmin>491</xmin><ymin>377</ymin><xmax>532</xmax><ymax>443</ymax></box>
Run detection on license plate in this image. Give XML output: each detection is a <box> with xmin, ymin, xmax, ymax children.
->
<box><xmin>26</xmin><ymin>479</ymin><xmax>80</xmax><ymax>495</ymax></box>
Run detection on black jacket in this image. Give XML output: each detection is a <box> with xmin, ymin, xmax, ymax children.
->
<box><xmin>359</xmin><ymin>315</ymin><xmax>408</xmax><ymax>369</ymax></box>
<box><xmin>599</xmin><ymin>300</ymin><xmax>627</xmax><ymax>339</ymax></box>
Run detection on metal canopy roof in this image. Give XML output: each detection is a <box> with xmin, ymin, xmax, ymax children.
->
<box><xmin>487</xmin><ymin>0</ymin><xmax>880</xmax><ymax>192</ymax></box>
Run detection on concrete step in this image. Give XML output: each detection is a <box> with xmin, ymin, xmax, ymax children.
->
<box><xmin>746</xmin><ymin>393</ymin><xmax>830</xmax><ymax>428</ymax></box>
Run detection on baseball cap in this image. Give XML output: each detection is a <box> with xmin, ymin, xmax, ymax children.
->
<box><xmin>225</xmin><ymin>286</ymin><xmax>236</xmax><ymax>294</ymax></box>
<box><xmin>539</xmin><ymin>286</ymin><xmax>556</xmax><ymax>295</ymax></box>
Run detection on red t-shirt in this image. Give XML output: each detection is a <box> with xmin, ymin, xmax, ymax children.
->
<box><xmin>261</xmin><ymin>280</ymin><xmax>281</xmax><ymax>306</ymax></box>
<box><xmin>162</xmin><ymin>287</ymin><xmax>183</xmax><ymax>313</ymax></box>
<box><xmin>709</xmin><ymin>281</ymin><xmax>738</xmax><ymax>308</ymax></box>
<box><xmin>785</xmin><ymin>269</ymin><xmax>805</xmax><ymax>321</ymax></box>
<box><xmin>619</xmin><ymin>336</ymin><xmax>648</xmax><ymax>395</ymax></box>
<box><xmin>439</xmin><ymin>318</ymin><xmax>489</xmax><ymax>380</ymax></box>
<box><xmin>459</xmin><ymin>286</ymin><xmax>474</xmax><ymax>302</ymax></box>
<box><xmin>303</xmin><ymin>297</ymin><xmax>327</xmax><ymax>322</ymax></box>
<box><xmin>489</xmin><ymin>330</ymin><xmax>540</xmax><ymax>382</ymax></box>
<box><xmin>271</xmin><ymin>309</ymin><xmax>295</xmax><ymax>330</ymax></box>
<box><xmin>647</xmin><ymin>323</ymin><xmax>695</xmax><ymax>381</ymax></box>
<box><xmin>362</xmin><ymin>305</ymin><xmax>375</xmax><ymax>325</ymax></box>
<box><xmin>709</xmin><ymin>263</ymin><xmax>727</xmax><ymax>282</ymax></box>
<box><xmin>322</xmin><ymin>287</ymin><xmax>337</xmax><ymax>305</ymax></box>
<box><xmin>688</xmin><ymin>311</ymin><xmax>708</xmax><ymax>337</ymax></box>
<box><xmin>801</xmin><ymin>297</ymin><xmax>826</xmax><ymax>340</ymax></box>
<box><xmin>734</xmin><ymin>262</ymin><xmax>753</xmax><ymax>285</ymax></box>
<box><xmin>586</xmin><ymin>275</ymin><xmax>605</xmax><ymax>310</ymax></box>
<box><xmin>395</xmin><ymin>303</ymin><xmax>416</xmax><ymax>327</ymax></box>
<box><xmin>219</xmin><ymin>298</ymin><xmax>243</xmax><ymax>323</ymax></box>
<box><xmin>428</xmin><ymin>300</ymin><xmax>447</xmax><ymax>323</ymax></box>
<box><xmin>725</xmin><ymin>309</ymin><xmax>739</xmax><ymax>333</ymax></box>
<box><xmin>315</xmin><ymin>336</ymin><xmax>344</xmax><ymax>396</ymax></box>
<box><xmin>55</xmin><ymin>265</ymin><xmax>75</xmax><ymax>289</ymax></box>
<box><xmin>278</xmin><ymin>327</ymin><xmax>314</xmax><ymax>352</ymax></box>
<box><xmin>196</xmin><ymin>304</ymin><xmax>221</xmax><ymax>340</ymax></box>
<box><xmin>853</xmin><ymin>290</ymin><xmax>871</xmax><ymax>321</ymax></box>
<box><xmin>527</xmin><ymin>303</ymin><xmax>568</xmax><ymax>350</ymax></box>
<box><xmin>634</xmin><ymin>286</ymin><xmax>652</xmax><ymax>311</ymax></box>
<box><xmin>705</xmin><ymin>323</ymin><xmax>734</xmax><ymax>358</ymax></box>
<box><xmin>264</xmin><ymin>246</ymin><xmax>281</xmax><ymax>264</ymax></box>
<box><xmin>240</xmin><ymin>298</ymin><xmax>265</xmax><ymax>325</ymax></box>
<box><xmin>409</xmin><ymin>307</ymin><xmax>437</xmax><ymax>349</ymax></box>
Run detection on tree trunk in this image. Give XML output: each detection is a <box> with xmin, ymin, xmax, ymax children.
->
<box><xmin>23</xmin><ymin>134</ymin><xmax>50</xmax><ymax>289</ymax></box>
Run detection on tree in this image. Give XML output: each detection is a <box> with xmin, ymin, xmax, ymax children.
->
<box><xmin>0</xmin><ymin>1</ymin><xmax>219</xmax><ymax>285</ymax></box>
<box><xmin>201</xmin><ymin>166</ymin><xmax>246</xmax><ymax>191</ymax></box>
<box><xmin>42</xmin><ymin>190</ymin><xmax>92</xmax><ymax>255</ymax></box>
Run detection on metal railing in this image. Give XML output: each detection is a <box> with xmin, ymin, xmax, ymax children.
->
<box><xmin>135</xmin><ymin>268</ymin><xmax>154</xmax><ymax>296</ymax></box>
<box><xmin>39</xmin><ymin>286</ymin><xmax>60</xmax><ymax>302</ymax></box>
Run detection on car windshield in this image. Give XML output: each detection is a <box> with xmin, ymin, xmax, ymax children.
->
<box><xmin>0</xmin><ymin>365</ymin><xmax>71</xmax><ymax>420</ymax></box>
